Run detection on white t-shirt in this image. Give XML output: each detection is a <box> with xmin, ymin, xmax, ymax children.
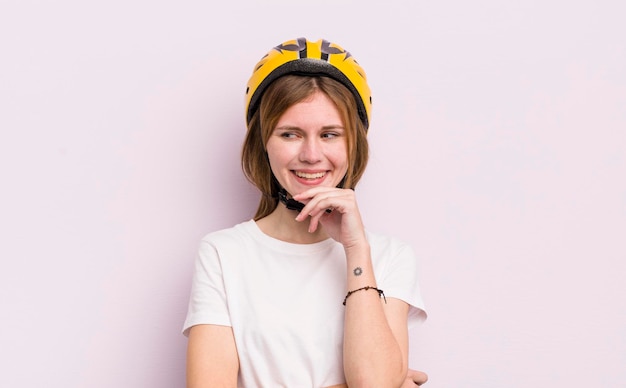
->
<box><xmin>183</xmin><ymin>220</ymin><xmax>426</xmax><ymax>387</ymax></box>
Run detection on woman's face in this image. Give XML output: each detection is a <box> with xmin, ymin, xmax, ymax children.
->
<box><xmin>265</xmin><ymin>91</ymin><xmax>349</xmax><ymax>197</ymax></box>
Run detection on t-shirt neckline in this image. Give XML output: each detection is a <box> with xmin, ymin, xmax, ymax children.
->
<box><xmin>242</xmin><ymin>219</ymin><xmax>337</xmax><ymax>255</ymax></box>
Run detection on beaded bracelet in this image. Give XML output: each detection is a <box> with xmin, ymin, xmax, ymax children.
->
<box><xmin>342</xmin><ymin>286</ymin><xmax>387</xmax><ymax>306</ymax></box>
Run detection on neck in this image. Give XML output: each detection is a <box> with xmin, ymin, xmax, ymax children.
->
<box><xmin>256</xmin><ymin>204</ymin><xmax>329</xmax><ymax>244</ymax></box>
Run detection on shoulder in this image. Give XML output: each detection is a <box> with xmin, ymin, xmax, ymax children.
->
<box><xmin>200</xmin><ymin>219</ymin><xmax>256</xmax><ymax>246</ymax></box>
<box><xmin>193</xmin><ymin>220</ymin><xmax>258</xmax><ymax>269</ymax></box>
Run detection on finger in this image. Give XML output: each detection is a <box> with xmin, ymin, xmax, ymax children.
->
<box><xmin>307</xmin><ymin>211</ymin><xmax>321</xmax><ymax>233</ymax></box>
<box><xmin>406</xmin><ymin>369</ymin><xmax>428</xmax><ymax>384</ymax></box>
<box><xmin>294</xmin><ymin>191</ymin><xmax>340</xmax><ymax>222</ymax></box>
<box><xmin>412</xmin><ymin>371</ymin><xmax>428</xmax><ymax>385</ymax></box>
<box><xmin>293</xmin><ymin>186</ymin><xmax>339</xmax><ymax>200</ymax></box>
<box><xmin>400</xmin><ymin>378</ymin><xmax>416</xmax><ymax>388</ymax></box>
<box><xmin>293</xmin><ymin>188</ymin><xmax>350</xmax><ymax>212</ymax></box>
<box><xmin>307</xmin><ymin>201</ymin><xmax>337</xmax><ymax>233</ymax></box>
<box><xmin>297</xmin><ymin>193</ymin><xmax>343</xmax><ymax>221</ymax></box>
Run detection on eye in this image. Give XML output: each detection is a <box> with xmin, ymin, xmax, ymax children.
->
<box><xmin>279</xmin><ymin>131</ymin><xmax>297</xmax><ymax>139</ymax></box>
<box><xmin>321</xmin><ymin>132</ymin><xmax>340</xmax><ymax>139</ymax></box>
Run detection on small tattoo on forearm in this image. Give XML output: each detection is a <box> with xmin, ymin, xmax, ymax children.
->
<box><xmin>353</xmin><ymin>267</ymin><xmax>363</xmax><ymax>276</ymax></box>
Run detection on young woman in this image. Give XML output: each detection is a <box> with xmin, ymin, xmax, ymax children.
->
<box><xmin>183</xmin><ymin>37</ymin><xmax>428</xmax><ymax>387</ymax></box>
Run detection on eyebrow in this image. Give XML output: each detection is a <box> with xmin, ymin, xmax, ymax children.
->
<box><xmin>274</xmin><ymin>125</ymin><xmax>345</xmax><ymax>131</ymax></box>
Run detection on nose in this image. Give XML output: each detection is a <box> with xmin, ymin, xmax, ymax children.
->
<box><xmin>299</xmin><ymin>137</ymin><xmax>322</xmax><ymax>163</ymax></box>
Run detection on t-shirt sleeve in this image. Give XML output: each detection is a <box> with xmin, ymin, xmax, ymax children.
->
<box><xmin>182</xmin><ymin>238</ymin><xmax>232</xmax><ymax>337</ymax></box>
<box><xmin>378</xmin><ymin>241</ymin><xmax>427</xmax><ymax>328</ymax></box>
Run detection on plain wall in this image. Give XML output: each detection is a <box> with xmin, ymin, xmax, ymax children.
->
<box><xmin>1</xmin><ymin>0</ymin><xmax>624</xmax><ymax>387</ymax></box>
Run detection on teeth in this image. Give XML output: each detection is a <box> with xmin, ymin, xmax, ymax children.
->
<box><xmin>295</xmin><ymin>171</ymin><xmax>325</xmax><ymax>179</ymax></box>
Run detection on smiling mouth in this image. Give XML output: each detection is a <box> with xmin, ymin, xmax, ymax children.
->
<box><xmin>294</xmin><ymin>171</ymin><xmax>326</xmax><ymax>179</ymax></box>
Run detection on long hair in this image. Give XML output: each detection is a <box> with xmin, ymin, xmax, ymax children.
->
<box><xmin>241</xmin><ymin>75</ymin><xmax>369</xmax><ymax>220</ymax></box>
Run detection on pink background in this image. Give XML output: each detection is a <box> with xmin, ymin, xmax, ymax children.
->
<box><xmin>1</xmin><ymin>1</ymin><xmax>624</xmax><ymax>387</ymax></box>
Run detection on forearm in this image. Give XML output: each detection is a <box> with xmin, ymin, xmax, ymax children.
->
<box><xmin>342</xmin><ymin>243</ymin><xmax>407</xmax><ymax>388</ymax></box>
<box><xmin>186</xmin><ymin>325</ymin><xmax>239</xmax><ymax>388</ymax></box>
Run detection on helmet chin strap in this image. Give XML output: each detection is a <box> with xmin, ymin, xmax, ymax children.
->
<box><xmin>277</xmin><ymin>188</ymin><xmax>334</xmax><ymax>214</ymax></box>
<box><xmin>276</xmin><ymin>177</ymin><xmax>347</xmax><ymax>213</ymax></box>
<box><xmin>278</xmin><ymin>188</ymin><xmax>305</xmax><ymax>212</ymax></box>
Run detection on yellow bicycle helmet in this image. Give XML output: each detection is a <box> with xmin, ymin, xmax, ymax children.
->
<box><xmin>245</xmin><ymin>37</ymin><xmax>372</xmax><ymax>130</ymax></box>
